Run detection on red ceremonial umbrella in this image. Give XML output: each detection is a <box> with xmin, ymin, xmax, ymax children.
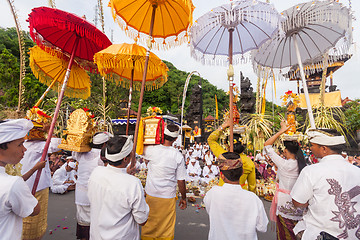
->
<box><xmin>27</xmin><ymin>7</ymin><xmax>112</xmax><ymax>195</ymax></box>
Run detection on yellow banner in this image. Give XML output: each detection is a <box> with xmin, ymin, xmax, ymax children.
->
<box><xmin>299</xmin><ymin>91</ymin><xmax>342</xmax><ymax>109</ymax></box>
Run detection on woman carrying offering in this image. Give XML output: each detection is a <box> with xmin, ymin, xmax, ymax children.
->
<box><xmin>264</xmin><ymin>121</ymin><xmax>306</xmax><ymax>240</ymax></box>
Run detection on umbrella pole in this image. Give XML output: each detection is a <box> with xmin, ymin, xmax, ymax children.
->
<box><xmin>31</xmin><ymin>39</ymin><xmax>79</xmax><ymax>195</ymax></box>
<box><xmin>126</xmin><ymin>64</ymin><xmax>135</xmax><ymax>135</ymax></box>
<box><xmin>132</xmin><ymin>4</ymin><xmax>157</xmax><ymax>166</ymax></box>
<box><xmin>293</xmin><ymin>36</ymin><xmax>316</xmax><ymax>129</ymax></box>
<box><xmin>35</xmin><ymin>78</ymin><xmax>58</xmax><ymax>107</ymax></box>
<box><xmin>228</xmin><ymin>29</ymin><xmax>234</xmax><ymax>152</ymax></box>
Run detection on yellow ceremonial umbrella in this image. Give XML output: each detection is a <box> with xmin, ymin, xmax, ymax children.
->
<box><xmin>109</xmin><ymin>0</ymin><xmax>194</xmax><ymax>163</ymax></box>
<box><xmin>94</xmin><ymin>43</ymin><xmax>169</xmax><ymax>135</ymax></box>
<box><xmin>109</xmin><ymin>0</ymin><xmax>194</xmax><ymax>49</ymax></box>
<box><xmin>29</xmin><ymin>46</ymin><xmax>91</xmax><ymax>106</ymax></box>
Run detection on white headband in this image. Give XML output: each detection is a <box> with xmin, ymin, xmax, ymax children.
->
<box><xmin>307</xmin><ymin>129</ymin><xmax>346</xmax><ymax>146</ymax></box>
<box><xmin>67</xmin><ymin>162</ymin><xmax>76</xmax><ymax>169</ymax></box>
<box><xmin>105</xmin><ymin>136</ymin><xmax>133</xmax><ymax>162</ymax></box>
<box><xmin>164</xmin><ymin>127</ymin><xmax>179</xmax><ymax>138</ymax></box>
<box><xmin>93</xmin><ymin>132</ymin><xmax>114</xmax><ymax>145</ymax></box>
<box><xmin>0</xmin><ymin>119</ymin><xmax>34</xmax><ymax>144</ymax></box>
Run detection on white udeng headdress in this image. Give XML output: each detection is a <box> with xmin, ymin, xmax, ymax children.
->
<box><xmin>105</xmin><ymin>136</ymin><xmax>133</xmax><ymax>162</ymax></box>
<box><xmin>93</xmin><ymin>132</ymin><xmax>114</xmax><ymax>145</ymax></box>
<box><xmin>307</xmin><ymin>129</ymin><xmax>345</xmax><ymax>146</ymax></box>
<box><xmin>164</xmin><ymin>126</ymin><xmax>180</xmax><ymax>138</ymax></box>
<box><xmin>0</xmin><ymin>119</ymin><xmax>33</xmax><ymax>144</ymax></box>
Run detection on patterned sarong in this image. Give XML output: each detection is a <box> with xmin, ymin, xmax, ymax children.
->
<box><xmin>141</xmin><ymin>195</ymin><xmax>176</xmax><ymax>240</ymax></box>
<box><xmin>22</xmin><ymin>188</ymin><xmax>49</xmax><ymax>240</ymax></box>
<box><xmin>276</xmin><ymin>215</ymin><xmax>298</xmax><ymax>240</ymax></box>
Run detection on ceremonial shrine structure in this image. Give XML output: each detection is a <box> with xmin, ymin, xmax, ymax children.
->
<box><xmin>58</xmin><ymin>108</ymin><xmax>96</xmax><ymax>152</ymax></box>
<box><xmin>239</xmin><ymin>72</ymin><xmax>255</xmax><ymax>116</ymax></box>
<box><xmin>185</xmin><ymin>79</ymin><xmax>203</xmax><ymax>143</ymax></box>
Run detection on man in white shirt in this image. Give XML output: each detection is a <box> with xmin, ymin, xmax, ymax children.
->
<box><xmin>72</xmin><ymin>131</ymin><xmax>113</xmax><ymax>240</ymax></box>
<box><xmin>20</xmin><ymin>136</ymin><xmax>60</xmax><ymax>240</ymax></box>
<box><xmin>291</xmin><ymin>129</ymin><xmax>360</xmax><ymax>240</ymax></box>
<box><xmin>186</xmin><ymin>158</ymin><xmax>202</xmax><ymax>183</ymax></box>
<box><xmin>201</xmin><ymin>160</ymin><xmax>218</xmax><ymax>184</ymax></box>
<box><xmin>88</xmin><ymin>135</ymin><xmax>149</xmax><ymax>240</ymax></box>
<box><xmin>50</xmin><ymin>161</ymin><xmax>77</xmax><ymax>194</ymax></box>
<box><xmin>0</xmin><ymin>119</ymin><xmax>40</xmax><ymax>240</ymax></box>
<box><xmin>141</xmin><ymin>124</ymin><xmax>187</xmax><ymax>240</ymax></box>
<box><xmin>204</xmin><ymin>152</ymin><xmax>268</xmax><ymax>240</ymax></box>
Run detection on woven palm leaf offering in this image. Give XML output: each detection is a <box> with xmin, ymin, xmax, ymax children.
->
<box><xmin>25</xmin><ymin>106</ymin><xmax>52</xmax><ymax>141</ymax></box>
<box><xmin>280</xmin><ymin>91</ymin><xmax>302</xmax><ymax>141</ymax></box>
<box><xmin>58</xmin><ymin>108</ymin><xmax>96</xmax><ymax>152</ymax></box>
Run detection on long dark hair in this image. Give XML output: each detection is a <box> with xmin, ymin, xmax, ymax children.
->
<box><xmin>283</xmin><ymin>141</ymin><xmax>306</xmax><ymax>174</ymax></box>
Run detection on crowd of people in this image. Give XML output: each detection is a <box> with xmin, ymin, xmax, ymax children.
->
<box><xmin>1</xmin><ymin>118</ymin><xmax>360</xmax><ymax>240</ymax></box>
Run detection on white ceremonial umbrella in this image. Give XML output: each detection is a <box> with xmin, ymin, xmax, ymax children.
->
<box><xmin>252</xmin><ymin>0</ymin><xmax>353</xmax><ymax>129</ymax></box>
<box><xmin>190</xmin><ymin>0</ymin><xmax>280</xmax><ymax>151</ymax></box>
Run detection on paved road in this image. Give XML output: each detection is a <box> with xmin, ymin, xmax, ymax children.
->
<box><xmin>44</xmin><ymin>191</ymin><xmax>276</xmax><ymax>240</ymax></box>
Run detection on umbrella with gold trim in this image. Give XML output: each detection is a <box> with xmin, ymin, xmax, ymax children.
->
<box><xmin>94</xmin><ymin>43</ymin><xmax>169</xmax><ymax>135</ymax></box>
<box><xmin>29</xmin><ymin>46</ymin><xmax>91</xmax><ymax>106</ymax></box>
<box><xmin>108</xmin><ymin>0</ymin><xmax>194</xmax><ymax>161</ymax></box>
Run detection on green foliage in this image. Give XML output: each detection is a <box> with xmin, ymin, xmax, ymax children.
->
<box><xmin>0</xmin><ymin>27</ymin><xmax>46</xmax><ymax>109</ymax></box>
<box><xmin>344</xmin><ymin>99</ymin><xmax>360</xmax><ymax>132</ymax></box>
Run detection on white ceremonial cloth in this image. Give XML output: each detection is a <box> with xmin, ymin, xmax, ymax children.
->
<box><xmin>88</xmin><ymin>166</ymin><xmax>149</xmax><ymax>240</ymax></box>
<box><xmin>264</xmin><ymin>145</ymin><xmax>304</xmax><ymax>220</ymax></box>
<box><xmin>204</xmin><ymin>153</ymin><xmax>214</xmax><ymax>164</ymax></box>
<box><xmin>291</xmin><ymin>154</ymin><xmax>360</xmax><ymax>240</ymax></box>
<box><xmin>193</xmin><ymin>149</ymin><xmax>202</xmax><ymax>159</ymax></box>
<box><xmin>73</xmin><ymin>149</ymin><xmax>103</xmax><ymax>206</ymax></box>
<box><xmin>202</xmin><ymin>165</ymin><xmax>218</xmax><ymax>179</ymax></box>
<box><xmin>204</xmin><ymin>184</ymin><xmax>268</xmax><ymax>240</ymax></box>
<box><xmin>142</xmin><ymin>145</ymin><xmax>186</xmax><ymax>198</ymax></box>
<box><xmin>50</xmin><ymin>165</ymin><xmax>76</xmax><ymax>194</ymax></box>
<box><xmin>0</xmin><ymin>167</ymin><xmax>38</xmax><ymax>240</ymax></box>
<box><xmin>186</xmin><ymin>162</ymin><xmax>202</xmax><ymax>182</ymax></box>
<box><xmin>20</xmin><ymin>138</ymin><xmax>61</xmax><ymax>192</ymax></box>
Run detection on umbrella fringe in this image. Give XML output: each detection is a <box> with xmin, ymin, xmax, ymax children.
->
<box><xmin>94</xmin><ymin>54</ymin><xmax>168</xmax><ymax>78</ymax></box>
<box><xmin>104</xmin><ymin>74</ymin><xmax>168</xmax><ymax>92</ymax></box>
<box><xmin>29</xmin><ymin>46</ymin><xmax>91</xmax><ymax>100</ymax></box>
<box><xmin>110</xmin><ymin>5</ymin><xmax>191</xmax><ymax>51</ymax></box>
<box><xmin>190</xmin><ymin>46</ymin><xmax>252</xmax><ymax>66</ymax></box>
<box><xmin>31</xmin><ymin>63</ymin><xmax>91</xmax><ymax>100</ymax></box>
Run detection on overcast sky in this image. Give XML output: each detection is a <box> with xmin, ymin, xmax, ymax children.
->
<box><xmin>1</xmin><ymin>0</ymin><xmax>359</xmax><ymax>105</ymax></box>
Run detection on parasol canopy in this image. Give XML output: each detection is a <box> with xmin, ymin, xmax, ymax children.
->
<box><xmin>190</xmin><ymin>0</ymin><xmax>280</xmax><ymax>151</ymax></box>
<box><xmin>29</xmin><ymin>46</ymin><xmax>91</xmax><ymax>100</ymax></box>
<box><xmin>252</xmin><ymin>0</ymin><xmax>353</xmax><ymax>129</ymax></box>
<box><xmin>252</xmin><ymin>0</ymin><xmax>352</xmax><ymax>71</ymax></box>
<box><xmin>28</xmin><ymin>7</ymin><xmax>112</xmax><ymax>66</ymax></box>
<box><xmin>190</xmin><ymin>0</ymin><xmax>280</xmax><ymax>65</ymax></box>
<box><xmin>109</xmin><ymin>0</ymin><xmax>194</xmax><ymax>49</ymax></box>
<box><xmin>94</xmin><ymin>43</ymin><xmax>169</xmax><ymax>135</ymax></box>
<box><xmin>94</xmin><ymin>43</ymin><xmax>169</xmax><ymax>91</ymax></box>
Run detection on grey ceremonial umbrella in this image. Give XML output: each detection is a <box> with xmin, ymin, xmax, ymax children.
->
<box><xmin>252</xmin><ymin>0</ymin><xmax>353</xmax><ymax>129</ymax></box>
<box><xmin>190</xmin><ymin>0</ymin><xmax>280</xmax><ymax>151</ymax></box>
